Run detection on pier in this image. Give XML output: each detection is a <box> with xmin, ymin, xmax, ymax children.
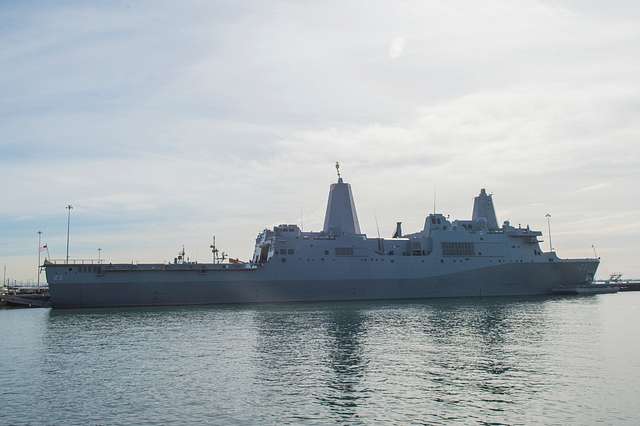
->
<box><xmin>615</xmin><ymin>280</ymin><xmax>640</xmax><ymax>292</ymax></box>
<box><xmin>0</xmin><ymin>285</ymin><xmax>50</xmax><ymax>308</ymax></box>
<box><xmin>593</xmin><ymin>274</ymin><xmax>640</xmax><ymax>292</ymax></box>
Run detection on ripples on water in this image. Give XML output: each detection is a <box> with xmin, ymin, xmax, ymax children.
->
<box><xmin>1</xmin><ymin>294</ymin><xmax>639</xmax><ymax>425</ymax></box>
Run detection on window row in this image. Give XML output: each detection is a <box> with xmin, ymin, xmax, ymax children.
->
<box><xmin>441</xmin><ymin>242</ymin><xmax>476</xmax><ymax>257</ymax></box>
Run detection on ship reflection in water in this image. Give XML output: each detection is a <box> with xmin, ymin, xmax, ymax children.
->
<box><xmin>2</xmin><ymin>294</ymin><xmax>638</xmax><ymax>424</ymax></box>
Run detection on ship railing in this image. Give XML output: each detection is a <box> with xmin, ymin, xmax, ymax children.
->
<box><xmin>45</xmin><ymin>259</ymin><xmax>103</xmax><ymax>265</ymax></box>
<box><xmin>42</xmin><ymin>260</ymin><xmax>260</xmax><ymax>272</ymax></box>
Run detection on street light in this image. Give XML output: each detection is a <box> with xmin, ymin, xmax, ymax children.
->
<box><xmin>65</xmin><ymin>204</ymin><xmax>73</xmax><ymax>263</ymax></box>
<box><xmin>545</xmin><ymin>213</ymin><xmax>553</xmax><ymax>252</ymax></box>
<box><xmin>37</xmin><ymin>231</ymin><xmax>42</xmax><ymax>287</ymax></box>
<box><xmin>98</xmin><ymin>248</ymin><xmax>102</xmax><ymax>264</ymax></box>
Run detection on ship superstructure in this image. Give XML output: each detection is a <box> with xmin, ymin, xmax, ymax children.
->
<box><xmin>45</xmin><ymin>166</ymin><xmax>599</xmax><ymax>308</ymax></box>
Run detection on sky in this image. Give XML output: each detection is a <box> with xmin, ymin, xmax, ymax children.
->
<box><xmin>1</xmin><ymin>0</ymin><xmax>639</xmax><ymax>282</ymax></box>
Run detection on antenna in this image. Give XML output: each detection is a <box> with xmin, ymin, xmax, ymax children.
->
<box><xmin>335</xmin><ymin>161</ymin><xmax>341</xmax><ymax>180</ymax></box>
<box><xmin>433</xmin><ymin>187</ymin><xmax>436</xmax><ymax>215</ymax></box>
<box><xmin>545</xmin><ymin>213</ymin><xmax>553</xmax><ymax>252</ymax></box>
<box><xmin>374</xmin><ymin>213</ymin><xmax>384</xmax><ymax>253</ymax></box>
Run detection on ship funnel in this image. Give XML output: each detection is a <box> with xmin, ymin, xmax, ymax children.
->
<box><xmin>323</xmin><ymin>166</ymin><xmax>361</xmax><ymax>235</ymax></box>
<box><xmin>472</xmin><ymin>188</ymin><xmax>499</xmax><ymax>230</ymax></box>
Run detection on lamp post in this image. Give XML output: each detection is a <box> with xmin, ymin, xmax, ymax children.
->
<box><xmin>545</xmin><ymin>213</ymin><xmax>553</xmax><ymax>252</ymax></box>
<box><xmin>37</xmin><ymin>231</ymin><xmax>42</xmax><ymax>287</ymax></box>
<box><xmin>98</xmin><ymin>248</ymin><xmax>102</xmax><ymax>264</ymax></box>
<box><xmin>66</xmin><ymin>204</ymin><xmax>73</xmax><ymax>263</ymax></box>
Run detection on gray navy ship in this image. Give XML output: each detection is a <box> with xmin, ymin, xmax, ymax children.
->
<box><xmin>45</xmin><ymin>165</ymin><xmax>599</xmax><ymax>308</ymax></box>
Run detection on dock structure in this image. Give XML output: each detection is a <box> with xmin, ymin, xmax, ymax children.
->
<box><xmin>0</xmin><ymin>285</ymin><xmax>50</xmax><ymax>308</ymax></box>
<box><xmin>2</xmin><ymin>293</ymin><xmax>50</xmax><ymax>308</ymax></box>
<box><xmin>617</xmin><ymin>280</ymin><xmax>640</xmax><ymax>292</ymax></box>
<box><xmin>593</xmin><ymin>274</ymin><xmax>640</xmax><ymax>292</ymax></box>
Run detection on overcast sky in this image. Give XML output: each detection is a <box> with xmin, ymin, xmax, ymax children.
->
<box><xmin>1</xmin><ymin>0</ymin><xmax>639</xmax><ymax>281</ymax></box>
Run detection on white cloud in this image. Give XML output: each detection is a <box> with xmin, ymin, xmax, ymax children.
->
<box><xmin>576</xmin><ymin>183</ymin><xmax>610</xmax><ymax>193</ymax></box>
<box><xmin>1</xmin><ymin>0</ymin><xmax>640</xmax><ymax>279</ymax></box>
<box><xmin>388</xmin><ymin>36</ymin><xmax>405</xmax><ymax>59</ymax></box>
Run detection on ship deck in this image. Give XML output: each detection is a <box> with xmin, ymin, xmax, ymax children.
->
<box><xmin>45</xmin><ymin>259</ymin><xmax>258</xmax><ymax>272</ymax></box>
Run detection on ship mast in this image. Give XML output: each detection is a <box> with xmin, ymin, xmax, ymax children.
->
<box><xmin>210</xmin><ymin>236</ymin><xmax>218</xmax><ymax>264</ymax></box>
<box><xmin>209</xmin><ymin>235</ymin><xmax>227</xmax><ymax>264</ymax></box>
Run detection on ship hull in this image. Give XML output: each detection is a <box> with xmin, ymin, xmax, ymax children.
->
<box><xmin>46</xmin><ymin>260</ymin><xmax>599</xmax><ymax>308</ymax></box>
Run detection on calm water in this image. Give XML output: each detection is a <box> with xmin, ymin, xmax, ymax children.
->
<box><xmin>1</xmin><ymin>294</ymin><xmax>639</xmax><ymax>425</ymax></box>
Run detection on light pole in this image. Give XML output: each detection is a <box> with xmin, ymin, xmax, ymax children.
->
<box><xmin>66</xmin><ymin>204</ymin><xmax>73</xmax><ymax>263</ymax></box>
<box><xmin>98</xmin><ymin>248</ymin><xmax>102</xmax><ymax>264</ymax></box>
<box><xmin>37</xmin><ymin>231</ymin><xmax>42</xmax><ymax>287</ymax></box>
<box><xmin>545</xmin><ymin>213</ymin><xmax>553</xmax><ymax>252</ymax></box>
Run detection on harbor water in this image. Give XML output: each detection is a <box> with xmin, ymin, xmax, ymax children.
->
<box><xmin>1</xmin><ymin>293</ymin><xmax>639</xmax><ymax>425</ymax></box>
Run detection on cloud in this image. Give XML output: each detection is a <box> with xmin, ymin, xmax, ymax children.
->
<box><xmin>576</xmin><ymin>183</ymin><xmax>610</xmax><ymax>193</ymax></box>
<box><xmin>388</xmin><ymin>36</ymin><xmax>405</xmax><ymax>59</ymax></box>
<box><xmin>1</xmin><ymin>0</ymin><xmax>640</xmax><ymax>279</ymax></box>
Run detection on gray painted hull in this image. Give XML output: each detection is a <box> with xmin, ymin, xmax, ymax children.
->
<box><xmin>46</xmin><ymin>260</ymin><xmax>598</xmax><ymax>308</ymax></box>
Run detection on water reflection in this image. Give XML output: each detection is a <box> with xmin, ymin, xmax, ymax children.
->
<box><xmin>417</xmin><ymin>298</ymin><xmax>554</xmax><ymax>418</ymax></box>
<box><xmin>320</xmin><ymin>307</ymin><xmax>368</xmax><ymax>420</ymax></box>
<box><xmin>249</xmin><ymin>297</ymin><xmax>560</xmax><ymax>423</ymax></box>
<box><xmin>250</xmin><ymin>304</ymin><xmax>368</xmax><ymax>422</ymax></box>
<box><xmin>17</xmin><ymin>295</ymin><xmax>622</xmax><ymax>424</ymax></box>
